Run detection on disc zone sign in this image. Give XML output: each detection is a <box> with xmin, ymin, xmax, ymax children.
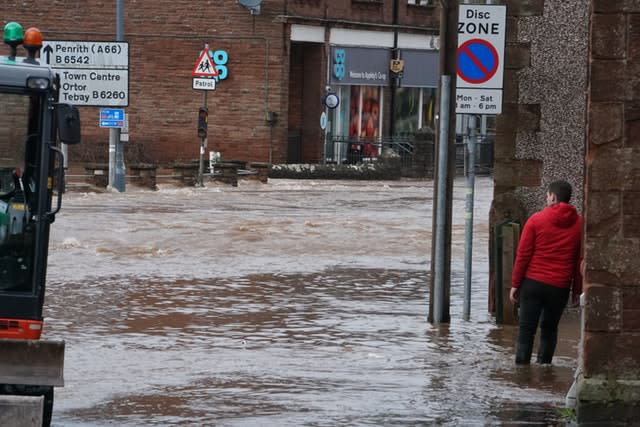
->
<box><xmin>456</xmin><ymin>4</ymin><xmax>506</xmax><ymax>90</ymax></box>
<box><xmin>456</xmin><ymin>4</ymin><xmax>505</xmax><ymax>114</ymax></box>
<box><xmin>457</xmin><ymin>39</ymin><xmax>499</xmax><ymax>85</ymax></box>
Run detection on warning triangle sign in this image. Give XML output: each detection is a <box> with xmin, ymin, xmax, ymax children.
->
<box><xmin>192</xmin><ymin>50</ymin><xmax>219</xmax><ymax>77</ymax></box>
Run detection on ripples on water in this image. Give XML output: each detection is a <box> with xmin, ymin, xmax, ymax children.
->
<box><xmin>42</xmin><ymin>178</ymin><xmax>578</xmax><ymax>426</ymax></box>
<box><xmin>46</xmin><ymin>268</ymin><xmax>578</xmax><ymax>426</ymax></box>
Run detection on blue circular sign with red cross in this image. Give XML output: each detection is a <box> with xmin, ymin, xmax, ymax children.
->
<box><xmin>457</xmin><ymin>38</ymin><xmax>499</xmax><ymax>84</ymax></box>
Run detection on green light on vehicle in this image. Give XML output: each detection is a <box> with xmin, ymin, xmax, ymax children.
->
<box><xmin>3</xmin><ymin>22</ymin><xmax>24</xmax><ymax>45</ymax></box>
<box><xmin>4</xmin><ymin>22</ymin><xmax>24</xmax><ymax>61</ymax></box>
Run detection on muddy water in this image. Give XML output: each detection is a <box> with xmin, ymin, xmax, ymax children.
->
<box><xmin>43</xmin><ymin>177</ymin><xmax>580</xmax><ymax>426</ymax></box>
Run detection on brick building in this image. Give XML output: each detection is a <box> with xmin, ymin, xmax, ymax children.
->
<box><xmin>1</xmin><ymin>1</ymin><xmax>439</xmax><ymax>167</ymax></box>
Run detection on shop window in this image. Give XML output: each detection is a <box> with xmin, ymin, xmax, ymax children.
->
<box><xmin>393</xmin><ymin>87</ymin><xmax>436</xmax><ymax>135</ymax></box>
<box><xmin>330</xmin><ymin>85</ymin><xmax>383</xmax><ymax>162</ymax></box>
<box><xmin>348</xmin><ymin>86</ymin><xmax>381</xmax><ymax>141</ymax></box>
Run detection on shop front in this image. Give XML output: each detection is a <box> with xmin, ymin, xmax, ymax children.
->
<box><xmin>327</xmin><ymin>45</ymin><xmax>438</xmax><ymax>165</ymax></box>
<box><xmin>328</xmin><ymin>46</ymin><xmax>389</xmax><ymax>163</ymax></box>
<box><xmin>392</xmin><ymin>48</ymin><xmax>439</xmax><ymax>135</ymax></box>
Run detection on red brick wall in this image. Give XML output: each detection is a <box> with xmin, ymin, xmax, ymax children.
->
<box><xmin>1</xmin><ymin>0</ymin><xmax>289</xmax><ymax>165</ymax></box>
<box><xmin>1</xmin><ymin>0</ymin><xmax>436</xmax><ymax>166</ymax></box>
<box><xmin>286</xmin><ymin>0</ymin><xmax>438</xmax><ymax>29</ymax></box>
<box><xmin>582</xmin><ymin>0</ymin><xmax>640</xmax><ymax>378</ymax></box>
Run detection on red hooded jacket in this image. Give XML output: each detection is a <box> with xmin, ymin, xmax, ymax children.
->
<box><xmin>511</xmin><ymin>202</ymin><xmax>583</xmax><ymax>295</ymax></box>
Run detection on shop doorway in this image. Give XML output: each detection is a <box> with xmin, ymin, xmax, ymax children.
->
<box><xmin>288</xmin><ymin>42</ymin><xmax>324</xmax><ymax>163</ymax></box>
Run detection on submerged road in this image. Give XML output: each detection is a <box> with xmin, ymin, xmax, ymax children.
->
<box><xmin>44</xmin><ymin>177</ymin><xmax>580</xmax><ymax>426</ymax></box>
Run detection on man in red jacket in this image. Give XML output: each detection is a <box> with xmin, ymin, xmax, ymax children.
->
<box><xmin>509</xmin><ymin>180</ymin><xmax>583</xmax><ymax>365</ymax></box>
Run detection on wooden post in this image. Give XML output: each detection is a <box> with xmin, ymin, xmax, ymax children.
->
<box><xmin>501</xmin><ymin>223</ymin><xmax>520</xmax><ymax>325</ymax></box>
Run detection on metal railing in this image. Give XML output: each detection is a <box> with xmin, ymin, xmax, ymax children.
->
<box><xmin>327</xmin><ymin>136</ymin><xmax>414</xmax><ymax>168</ymax></box>
<box><xmin>325</xmin><ymin>134</ymin><xmax>494</xmax><ymax>176</ymax></box>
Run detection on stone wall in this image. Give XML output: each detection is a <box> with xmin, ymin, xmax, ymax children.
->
<box><xmin>494</xmin><ymin>0</ymin><xmax>588</xmax><ymax>215</ymax></box>
<box><xmin>490</xmin><ymin>0</ymin><xmax>589</xmax><ymax>318</ymax></box>
<box><xmin>575</xmin><ymin>1</ymin><xmax>640</xmax><ymax>422</ymax></box>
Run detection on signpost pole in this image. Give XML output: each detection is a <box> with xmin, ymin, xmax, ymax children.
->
<box><xmin>463</xmin><ymin>114</ymin><xmax>477</xmax><ymax>320</ymax></box>
<box><xmin>110</xmin><ymin>0</ymin><xmax>126</xmax><ymax>192</ymax></box>
<box><xmin>191</xmin><ymin>43</ymin><xmax>219</xmax><ymax>186</ymax></box>
<box><xmin>433</xmin><ymin>74</ymin><xmax>451</xmax><ymax>324</ymax></box>
<box><xmin>199</xmin><ymin>90</ymin><xmax>208</xmax><ymax>187</ymax></box>
<box><xmin>430</xmin><ymin>0</ymin><xmax>458</xmax><ymax>324</ymax></box>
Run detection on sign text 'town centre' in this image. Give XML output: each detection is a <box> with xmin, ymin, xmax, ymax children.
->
<box><xmin>42</xmin><ymin>41</ymin><xmax>129</xmax><ymax>107</ymax></box>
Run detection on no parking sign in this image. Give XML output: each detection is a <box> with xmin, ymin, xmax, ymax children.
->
<box><xmin>456</xmin><ymin>4</ymin><xmax>506</xmax><ymax>114</ymax></box>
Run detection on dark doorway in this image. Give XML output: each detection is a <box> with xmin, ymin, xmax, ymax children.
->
<box><xmin>288</xmin><ymin>42</ymin><xmax>324</xmax><ymax>163</ymax></box>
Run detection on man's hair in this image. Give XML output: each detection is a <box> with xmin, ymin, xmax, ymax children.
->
<box><xmin>548</xmin><ymin>180</ymin><xmax>572</xmax><ymax>203</ymax></box>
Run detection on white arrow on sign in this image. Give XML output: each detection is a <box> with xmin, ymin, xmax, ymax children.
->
<box><xmin>41</xmin><ymin>41</ymin><xmax>129</xmax><ymax>68</ymax></box>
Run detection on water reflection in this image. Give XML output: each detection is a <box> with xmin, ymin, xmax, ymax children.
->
<box><xmin>45</xmin><ymin>268</ymin><xmax>577</xmax><ymax>426</ymax></box>
<box><xmin>42</xmin><ymin>178</ymin><xmax>578</xmax><ymax>426</ymax></box>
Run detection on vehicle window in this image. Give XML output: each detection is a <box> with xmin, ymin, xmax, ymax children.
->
<box><xmin>0</xmin><ymin>93</ymin><xmax>36</xmax><ymax>293</ymax></box>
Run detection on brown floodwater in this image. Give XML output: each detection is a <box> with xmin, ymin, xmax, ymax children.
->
<box><xmin>42</xmin><ymin>177</ymin><xmax>580</xmax><ymax>426</ymax></box>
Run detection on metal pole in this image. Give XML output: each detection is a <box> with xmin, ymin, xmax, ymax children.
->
<box><xmin>199</xmin><ymin>87</ymin><xmax>208</xmax><ymax>187</ymax></box>
<box><xmin>110</xmin><ymin>0</ymin><xmax>126</xmax><ymax>192</ymax></box>
<box><xmin>433</xmin><ymin>74</ymin><xmax>451</xmax><ymax>324</ymax></box>
<box><xmin>322</xmin><ymin>89</ymin><xmax>329</xmax><ymax>165</ymax></box>
<box><xmin>108</xmin><ymin>129</ymin><xmax>116</xmax><ymax>189</ymax></box>
<box><xmin>116</xmin><ymin>0</ymin><xmax>124</xmax><ymax>39</ymax></box>
<box><xmin>463</xmin><ymin>115</ymin><xmax>477</xmax><ymax>320</ymax></box>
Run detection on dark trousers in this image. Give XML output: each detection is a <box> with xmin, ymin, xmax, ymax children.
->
<box><xmin>515</xmin><ymin>278</ymin><xmax>570</xmax><ymax>364</ymax></box>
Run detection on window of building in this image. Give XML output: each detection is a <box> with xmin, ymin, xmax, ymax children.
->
<box><xmin>333</xmin><ymin>85</ymin><xmax>383</xmax><ymax>141</ymax></box>
<box><xmin>407</xmin><ymin>0</ymin><xmax>432</xmax><ymax>6</ymax></box>
<box><xmin>330</xmin><ymin>85</ymin><xmax>384</xmax><ymax>162</ymax></box>
<box><xmin>349</xmin><ymin>86</ymin><xmax>381</xmax><ymax>140</ymax></box>
<box><xmin>393</xmin><ymin>87</ymin><xmax>436</xmax><ymax>135</ymax></box>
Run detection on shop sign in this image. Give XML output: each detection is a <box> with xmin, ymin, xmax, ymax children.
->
<box><xmin>390</xmin><ymin>59</ymin><xmax>404</xmax><ymax>75</ymax></box>
<box><xmin>330</xmin><ymin>47</ymin><xmax>390</xmax><ymax>86</ymax></box>
<box><xmin>397</xmin><ymin>49</ymin><xmax>439</xmax><ymax>88</ymax></box>
<box><xmin>320</xmin><ymin>111</ymin><xmax>327</xmax><ymax>130</ymax></box>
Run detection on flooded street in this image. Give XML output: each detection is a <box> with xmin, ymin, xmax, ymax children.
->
<box><xmin>43</xmin><ymin>177</ymin><xmax>580</xmax><ymax>426</ymax></box>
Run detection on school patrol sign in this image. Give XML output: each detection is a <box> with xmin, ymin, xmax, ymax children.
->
<box><xmin>456</xmin><ymin>4</ymin><xmax>506</xmax><ymax>114</ymax></box>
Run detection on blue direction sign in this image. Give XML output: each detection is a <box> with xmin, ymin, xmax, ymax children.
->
<box><xmin>457</xmin><ymin>39</ymin><xmax>499</xmax><ymax>84</ymax></box>
<box><xmin>99</xmin><ymin>108</ymin><xmax>125</xmax><ymax>128</ymax></box>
